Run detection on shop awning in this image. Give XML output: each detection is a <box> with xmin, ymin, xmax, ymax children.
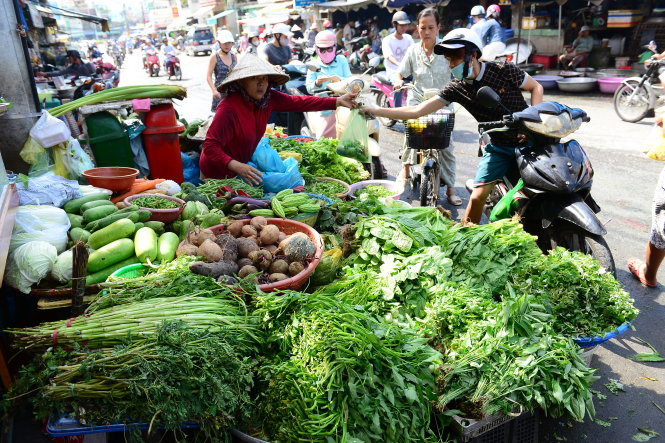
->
<box><xmin>193</xmin><ymin>5</ymin><xmax>215</xmax><ymax>18</ymax></box>
<box><xmin>313</xmin><ymin>0</ymin><xmax>373</xmax><ymax>12</ymax></box>
<box><xmin>206</xmin><ymin>9</ymin><xmax>236</xmax><ymax>25</ymax></box>
<box><xmin>238</xmin><ymin>0</ymin><xmax>292</xmax><ymax>26</ymax></box>
<box><xmin>238</xmin><ymin>14</ymin><xmax>290</xmax><ymax>26</ymax></box>
<box><xmin>34</xmin><ymin>4</ymin><xmax>109</xmax><ymax>31</ymax></box>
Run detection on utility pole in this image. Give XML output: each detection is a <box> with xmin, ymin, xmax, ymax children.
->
<box><xmin>141</xmin><ymin>0</ymin><xmax>147</xmax><ymax>25</ymax></box>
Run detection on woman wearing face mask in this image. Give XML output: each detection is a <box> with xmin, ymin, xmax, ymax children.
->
<box><xmin>305</xmin><ymin>30</ymin><xmax>352</xmax><ymax>138</ymax></box>
<box><xmin>393</xmin><ymin>8</ymin><xmax>461</xmax><ymax>206</ymax></box>
<box><xmin>243</xmin><ymin>31</ymin><xmax>261</xmax><ymax>55</ymax></box>
<box><xmin>262</xmin><ymin>23</ymin><xmax>293</xmax><ymax>66</ymax></box>
<box><xmin>201</xmin><ymin>55</ymin><xmax>358</xmax><ymax>183</ymax></box>
<box><xmin>362</xmin><ymin>28</ymin><xmax>543</xmax><ymax>224</ymax></box>
<box><xmin>206</xmin><ymin>30</ymin><xmax>237</xmax><ymax>112</ymax></box>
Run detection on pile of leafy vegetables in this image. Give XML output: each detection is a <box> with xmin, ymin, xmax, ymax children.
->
<box><xmin>270</xmin><ymin>137</ymin><xmax>369</xmax><ymax>184</ymax></box>
<box><xmin>253</xmin><ymin>293</ymin><xmax>441</xmax><ymax>442</ymax></box>
<box><xmin>5</xmin><ymin>321</ymin><xmax>254</xmax><ymax>440</ymax></box>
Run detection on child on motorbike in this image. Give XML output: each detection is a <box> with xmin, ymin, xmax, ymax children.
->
<box><xmin>305</xmin><ymin>30</ymin><xmax>352</xmax><ymax>138</ymax></box>
<box><xmin>393</xmin><ymin>8</ymin><xmax>461</xmax><ymax>205</ymax></box>
<box><xmin>362</xmin><ymin>28</ymin><xmax>543</xmax><ymax>224</ymax></box>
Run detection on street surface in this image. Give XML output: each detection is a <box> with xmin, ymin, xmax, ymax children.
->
<box><xmin>119</xmin><ymin>51</ymin><xmax>665</xmax><ymax>442</ymax></box>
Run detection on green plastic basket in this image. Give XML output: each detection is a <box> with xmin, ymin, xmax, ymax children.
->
<box><xmin>290</xmin><ymin>212</ymin><xmax>319</xmax><ymax>227</ymax></box>
<box><xmin>110</xmin><ymin>263</ymin><xmax>147</xmax><ymax>279</ymax></box>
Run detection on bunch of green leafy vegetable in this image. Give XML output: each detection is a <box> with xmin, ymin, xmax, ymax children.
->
<box><xmin>336</xmin><ymin>139</ymin><xmax>368</xmax><ymax>162</ymax></box>
<box><xmin>354</xmin><ymin>184</ymin><xmax>396</xmax><ymax>199</ymax></box>
<box><xmin>510</xmin><ymin>248</ymin><xmax>639</xmax><ymax>336</ymax></box>
<box><xmin>434</xmin><ymin>294</ymin><xmax>598</xmax><ymax>422</ymax></box>
<box><xmin>5</xmin><ymin>321</ymin><xmax>254</xmax><ymax>440</ymax></box>
<box><xmin>303</xmin><ymin>179</ymin><xmax>347</xmax><ymax>197</ymax></box>
<box><xmin>253</xmin><ymin>293</ymin><xmax>441</xmax><ymax>442</ymax></box>
<box><xmin>183</xmin><ymin>119</ymin><xmax>204</xmax><ymax>138</ymax></box>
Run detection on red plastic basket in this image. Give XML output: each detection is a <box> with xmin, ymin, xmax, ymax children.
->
<box><xmin>209</xmin><ymin>218</ymin><xmax>324</xmax><ymax>292</ymax></box>
<box><xmin>124</xmin><ymin>194</ymin><xmax>185</xmax><ymax>223</ymax></box>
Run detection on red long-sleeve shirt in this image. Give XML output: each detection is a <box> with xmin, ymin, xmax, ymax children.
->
<box><xmin>200</xmin><ymin>90</ymin><xmax>337</xmax><ymax>179</ymax></box>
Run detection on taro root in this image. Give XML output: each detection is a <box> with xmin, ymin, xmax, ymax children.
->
<box><xmin>242</xmin><ymin>225</ymin><xmax>258</xmax><ymax>238</ymax></box>
<box><xmin>227</xmin><ymin>220</ymin><xmax>244</xmax><ymax>238</ymax></box>
<box><xmin>237</xmin><ymin>258</ymin><xmax>253</xmax><ymax>269</ymax></box>
<box><xmin>288</xmin><ymin>261</ymin><xmax>305</xmax><ymax>276</ymax></box>
<box><xmin>259</xmin><ymin>225</ymin><xmax>280</xmax><ymax>246</ymax></box>
<box><xmin>215</xmin><ymin>234</ymin><xmax>238</xmax><ymax>262</ymax></box>
<box><xmin>189</xmin><ymin>260</ymin><xmax>238</xmax><ymax>279</ymax></box>
<box><xmin>250</xmin><ymin>216</ymin><xmax>268</xmax><ymax>231</ymax></box>
<box><xmin>187</xmin><ymin>228</ymin><xmax>216</xmax><ymax>246</ymax></box>
<box><xmin>176</xmin><ymin>242</ymin><xmax>198</xmax><ymax>257</ymax></box>
<box><xmin>237</xmin><ymin>237</ymin><xmax>260</xmax><ymax>258</ymax></box>
<box><xmin>197</xmin><ymin>239</ymin><xmax>223</xmax><ymax>262</ymax></box>
<box><xmin>264</xmin><ymin>244</ymin><xmax>278</xmax><ymax>254</ymax></box>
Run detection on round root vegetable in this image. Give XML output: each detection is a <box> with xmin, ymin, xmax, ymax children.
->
<box><xmin>227</xmin><ymin>220</ymin><xmax>244</xmax><ymax>238</ymax></box>
<box><xmin>217</xmin><ymin>275</ymin><xmax>238</xmax><ymax>285</ymax></box>
<box><xmin>249</xmin><ymin>249</ymin><xmax>273</xmax><ymax>271</ymax></box>
<box><xmin>242</xmin><ymin>225</ymin><xmax>258</xmax><ymax>238</ymax></box>
<box><xmin>237</xmin><ymin>238</ymin><xmax>259</xmax><ymax>258</ymax></box>
<box><xmin>278</xmin><ymin>232</ymin><xmax>287</xmax><ymax>243</ymax></box>
<box><xmin>215</xmin><ymin>234</ymin><xmax>238</xmax><ymax>262</ymax></box>
<box><xmin>259</xmin><ymin>225</ymin><xmax>280</xmax><ymax>246</ymax></box>
<box><xmin>270</xmin><ymin>259</ymin><xmax>289</xmax><ymax>275</ymax></box>
<box><xmin>289</xmin><ymin>261</ymin><xmax>305</xmax><ymax>276</ymax></box>
<box><xmin>187</xmin><ymin>228</ymin><xmax>215</xmax><ymax>247</ymax></box>
<box><xmin>250</xmin><ymin>216</ymin><xmax>268</xmax><ymax>231</ymax></box>
<box><xmin>269</xmin><ymin>273</ymin><xmax>288</xmax><ymax>282</ymax></box>
<box><xmin>189</xmin><ymin>260</ymin><xmax>238</xmax><ymax>279</ymax></box>
<box><xmin>197</xmin><ymin>239</ymin><xmax>224</xmax><ymax>262</ymax></box>
<box><xmin>238</xmin><ymin>265</ymin><xmax>258</xmax><ymax>278</ymax></box>
<box><xmin>237</xmin><ymin>258</ymin><xmax>252</xmax><ymax>269</ymax></box>
<box><xmin>176</xmin><ymin>242</ymin><xmax>198</xmax><ymax>257</ymax></box>
<box><xmin>264</xmin><ymin>245</ymin><xmax>278</xmax><ymax>254</ymax></box>
<box><xmin>283</xmin><ymin>235</ymin><xmax>316</xmax><ymax>262</ymax></box>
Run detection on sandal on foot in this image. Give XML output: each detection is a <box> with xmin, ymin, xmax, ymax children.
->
<box><xmin>627</xmin><ymin>258</ymin><xmax>657</xmax><ymax>288</ymax></box>
<box><xmin>447</xmin><ymin>194</ymin><xmax>463</xmax><ymax>206</ymax></box>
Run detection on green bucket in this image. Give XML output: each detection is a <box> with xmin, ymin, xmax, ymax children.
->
<box><xmin>109</xmin><ymin>263</ymin><xmax>148</xmax><ymax>279</ymax></box>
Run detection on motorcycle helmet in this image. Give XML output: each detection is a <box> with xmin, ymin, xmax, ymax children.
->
<box><xmin>322</xmin><ymin>19</ymin><xmax>332</xmax><ymax>29</ymax></box>
<box><xmin>486</xmin><ymin>4</ymin><xmax>501</xmax><ymax>19</ymax></box>
<box><xmin>272</xmin><ymin>23</ymin><xmax>293</xmax><ymax>37</ymax></box>
<box><xmin>314</xmin><ymin>30</ymin><xmax>337</xmax><ymax>64</ymax></box>
<box><xmin>392</xmin><ymin>11</ymin><xmax>411</xmax><ymax>25</ymax></box>
<box><xmin>470</xmin><ymin>5</ymin><xmax>485</xmax><ymax>17</ymax></box>
<box><xmin>434</xmin><ymin>28</ymin><xmax>482</xmax><ymax>80</ymax></box>
<box><xmin>217</xmin><ymin>29</ymin><xmax>235</xmax><ymax>44</ymax></box>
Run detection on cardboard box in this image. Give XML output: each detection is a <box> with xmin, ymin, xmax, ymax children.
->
<box><xmin>608</xmin><ymin>9</ymin><xmax>643</xmax><ymax>28</ymax></box>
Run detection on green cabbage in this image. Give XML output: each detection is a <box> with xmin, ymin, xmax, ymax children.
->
<box><xmin>51</xmin><ymin>249</ymin><xmax>73</xmax><ymax>283</ymax></box>
<box><xmin>5</xmin><ymin>241</ymin><xmax>58</xmax><ymax>293</ymax></box>
<box><xmin>11</xmin><ymin>205</ymin><xmax>70</xmax><ymax>253</ymax></box>
<box><xmin>182</xmin><ymin>201</ymin><xmax>209</xmax><ymax>220</ymax></box>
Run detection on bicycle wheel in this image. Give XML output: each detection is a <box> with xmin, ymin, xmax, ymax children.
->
<box><xmin>419</xmin><ymin>163</ymin><xmax>439</xmax><ymax>207</ymax></box>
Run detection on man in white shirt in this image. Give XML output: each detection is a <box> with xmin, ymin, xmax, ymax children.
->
<box><xmin>469</xmin><ymin>5</ymin><xmax>486</xmax><ymax>38</ymax></box>
<box><xmin>343</xmin><ymin>20</ymin><xmax>355</xmax><ymax>50</ymax></box>
<box><xmin>382</xmin><ymin>11</ymin><xmax>414</xmax><ymax>106</ymax></box>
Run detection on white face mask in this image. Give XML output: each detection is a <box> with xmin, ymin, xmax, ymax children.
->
<box><xmin>279</xmin><ymin>37</ymin><xmax>289</xmax><ymax>46</ymax></box>
<box><xmin>251</xmin><ymin>40</ymin><xmax>260</xmax><ymax>47</ymax></box>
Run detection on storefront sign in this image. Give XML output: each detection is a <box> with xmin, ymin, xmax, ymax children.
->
<box><xmin>294</xmin><ymin>0</ymin><xmax>325</xmax><ymax>8</ymax></box>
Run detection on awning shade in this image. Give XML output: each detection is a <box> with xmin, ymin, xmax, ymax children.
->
<box><xmin>193</xmin><ymin>5</ymin><xmax>215</xmax><ymax>18</ymax></box>
<box><xmin>206</xmin><ymin>9</ymin><xmax>235</xmax><ymax>25</ymax></box>
<box><xmin>34</xmin><ymin>4</ymin><xmax>109</xmax><ymax>31</ymax></box>
<box><xmin>313</xmin><ymin>0</ymin><xmax>373</xmax><ymax>11</ymax></box>
<box><xmin>238</xmin><ymin>14</ymin><xmax>289</xmax><ymax>26</ymax></box>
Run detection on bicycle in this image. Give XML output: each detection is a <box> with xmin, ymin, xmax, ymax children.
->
<box><xmin>405</xmin><ymin>108</ymin><xmax>455</xmax><ymax>207</ymax></box>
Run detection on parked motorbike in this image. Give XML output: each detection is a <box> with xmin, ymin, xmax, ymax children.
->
<box><xmin>466</xmin><ymin>86</ymin><xmax>615</xmax><ymax>274</ymax></box>
<box><xmin>144</xmin><ymin>50</ymin><xmax>160</xmax><ymax>77</ymax></box>
<box><xmin>165</xmin><ymin>55</ymin><xmax>182</xmax><ymax>81</ymax></box>
<box><xmin>614</xmin><ymin>58</ymin><xmax>665</xmax><ymax>122</ymax></box>
<box><xmin>370</xmin><ymin>71</ymin><xmax>409</xmax><ymax>128</ymax></box>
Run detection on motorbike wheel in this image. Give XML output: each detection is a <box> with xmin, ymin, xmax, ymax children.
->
<box><xmin>371</xmin><ymin>89</ymin><xmax>396</xmax><ymax>128</ymax></box>
<box><xmin>419</xmin><ymin>165</ymin><xmax>439</xmax><ymax>207</ymax></box>
<box><xmin>175</xmin><ymin>66</ymin><xmax>182</xmax><ymax>81</ymax></box>
<box><xmin>544</xmin><ymin>222</ymin><xmax>616</xmax><ymax>277</ymax></box>
<box><xmin>370</xmin><ymin>156</ymin><xmax>384</xmax><ymax>180</ymax></box>
<box><xmin>614</xmin><ymin>82</ymin><xmax>651</xmax><ymax>123</ymax></box>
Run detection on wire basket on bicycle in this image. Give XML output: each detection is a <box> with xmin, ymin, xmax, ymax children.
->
<box><xmin>405</xmin><ymin>112</ymin><xmax>455</xmax><ymax>150</ymax></box>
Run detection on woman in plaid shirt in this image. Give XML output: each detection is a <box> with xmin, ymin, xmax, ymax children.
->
<box><xmin>362</xmin><ymin>28</ymin><xmax>543</xmax><ymax>225</ymax></box>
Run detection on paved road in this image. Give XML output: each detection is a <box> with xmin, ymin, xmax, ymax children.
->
<box><xmin>120</xmin><ymin>52</ymin><xmax>665</xmax><ymax>442</ymax></box>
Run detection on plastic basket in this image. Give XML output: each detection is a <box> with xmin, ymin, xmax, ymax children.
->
<box><xmin>110</xmin><ymin>263</ymin><xmax>148</xmax><ymax>279</ymax></box>
<box><xmin>311</xmin><ymin>177</ymin><xmax>351</xmax><ymax>199</ymax></box>
<box><xmin>209</xmin><ymin>219</ymin><xmax>324</xmax><ymax>292</ymax></box>
<box><xmin>348</xmin><ymin>180</ymin><xmax>405</xmax><ymax>200</ymax></box>
<box><xmin>46</xmin><ymin>414</ymin><xmax>198</xmax><ymax>437</ymax></box>
<box><xmin>453</xmin><ymin>410</ymin><xmax>538</xmax><ymax>443</ymax></box>
<box><xmin>405</xmin><ymin>112</ymin><xmax>455</xmax><ymax>150</ymax></box>
<box><xmin>572</xmin><ymin>321</ymin><xmax>631</xmax><ymax>348</ymax></box>
<box><xmin>124</xmin><ymin>193</ymin><xmax>185</xmax><ymax>223</ymax></box>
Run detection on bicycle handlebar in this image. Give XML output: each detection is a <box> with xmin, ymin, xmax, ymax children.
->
<box><xmin>477</xmin><ymin>120</ymin><xmax>507</xmax><ymax>129</ymax></box>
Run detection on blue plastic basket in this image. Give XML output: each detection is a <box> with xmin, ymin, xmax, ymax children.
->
<box><xmin>46</xmin><ymin>414</ymin><xmax>198</xmax><ymax>437</ymax></box>
<box><xmin>306</xmin><ymin>193</ymin><xmax>334</xmax><ymax>207</ymax></box>
<box><xmin>572</xmin><ymin>322</ymin><xmax>632</xmax><ymax>348</ymax></box>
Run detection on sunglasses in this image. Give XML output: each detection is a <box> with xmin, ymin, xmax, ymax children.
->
<box><xmin>318</xmin><ymin>46</ymin><xmax>335</xmax><ymax>53</ymax></box>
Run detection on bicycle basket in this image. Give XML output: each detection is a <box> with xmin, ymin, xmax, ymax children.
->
<box><xmin>405</xmin><ymin>112</ymin><xmax>455</xmax><ymax>150</ymax></box>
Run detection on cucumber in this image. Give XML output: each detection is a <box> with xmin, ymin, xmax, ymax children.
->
<box><xmin>67</xmin><ymin>213</ymin><xmax>83</xmax><ymax>229</ymax></box>
<box><xmin>86</xmin><ymin>211</ymin><xmax>140</xmax><ymax>232</ymax></box>
<box><xmin>87</xmin><ymin>238</ymin><xmax>135</xmax><ymax>272</ymax></box>
<box><xmin>134</xmin><ymin>227</ymin><xmax>158</xmax><ymax>263</ymax></box>
<box><xmin>69</xmin><ymin>227</ymin><xmax>91</xmax><ymax>243</ymax></box>
<box><xmin>157</xmin><ymin>232</ymin><xmax>179</xmax><ymax>263</ymax></box>
<box><xmin>136</xmin><ymin>209</ymin><xmax>152</xmax><ymax>222</ymax></box>
<box><xmin>85</xmin><ymin>256</ymin><xmax>140</xmax><ymax>286</ymax></box>
<box><xmin>134</xmin><ymin>222</ymin><xmax>145</xmax><ymax>231</ymax></box>
<box><xmin>79</xmin><ymin>199</ymin><xmax>115</xmax><ymax>214</ymax></box>
<box><xmin>88</xmin><ymin>218</ymin><xmax>136</xmax><ymax>250</ymax></box>
<box><xmin>64</xmin><ymin>193</ymin><xmax>110</xmax><ymax>214</ymax></box>
<box><xmin>143</xmin><ymin>221</ymin><xmax>165</xmax><ymax>235</ymax></box>
<box><xmin>117</xmin><ymin>205</ymin><xmax>140</xmax><ymax>214</ymax></box>
<box><xmin>83</xmin><ymin>205</ymin><xmax>118</xmax><ymax>224</ymax></box>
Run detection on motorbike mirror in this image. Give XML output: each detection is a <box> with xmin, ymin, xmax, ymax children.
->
<box><xmin>476</xmin><ymin>86</ymin><xmax>501</xmax><ymax>108</ymax></box>
<box><xmin>305</xmin><ymin>63</ymin><xmax>320</xmax><ymax>72</ymax></box>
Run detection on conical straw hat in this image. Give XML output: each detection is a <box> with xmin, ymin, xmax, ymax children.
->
<box><xmin>217</xmin><ymin>54</ymin><xmax>289</xmax><ymax>92</ymax></box>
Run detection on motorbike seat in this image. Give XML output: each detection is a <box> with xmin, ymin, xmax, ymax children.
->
<box><xmin>372</xmin><ymin>71</ymin><xmax>392</xmax><ymax>86</ymax></box>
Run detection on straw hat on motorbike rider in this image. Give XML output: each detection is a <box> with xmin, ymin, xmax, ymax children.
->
<box><xmin>305</xmin><ymin>30</ymin><xmax>352</xmax><ymax>138</ymax></box>
<box><xmin>201</xmin><ymin>55</ymin><xmax>357</xmax><ymax>183</ymax></box>
<box><xmin>480</xmin><ymin>4</ymin><xmax>506</xmax><ymax>62</ymax></box>
<box><xmin>362</xmin><ymin>28</ymin><xmax>543</xmax><ymax>223</ymax></box>
<box><xmin>393</xmin><ymin>8</ymin><xmax>461</xmax><ymax>206</ymax></box>
<box><xmin>383</xmin><ymin>11</ymin><xmax>414</xmax><ymax>107</ymax></box>
<box><xmin>207</xmin><ymin>30</ymin><xmax>237</xmax><ymax>112</ymax></box>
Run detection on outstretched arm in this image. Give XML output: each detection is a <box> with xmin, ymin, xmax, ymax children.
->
<box><xmin>361</xmin><ymin>96</ymin><xmax>444</xmax><ymax>120</ymax></box>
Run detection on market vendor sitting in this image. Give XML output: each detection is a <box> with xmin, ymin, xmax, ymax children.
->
<box><xmin>200</xmin><ymin>54</ymin><xmax>358</xmax><ymax>184</ymax></box>
<box><xmin>559</xmin><ymin>25</ymin><xmax>593</xmax><ymax>70</ymax></box>
<box><xmin>38</xmin><ymin>50</ymin><xmax>96</xmax><ymax>78</ymax></box>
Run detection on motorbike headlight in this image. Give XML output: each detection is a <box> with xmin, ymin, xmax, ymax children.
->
<box><xmin>523</xmin><ymin>113</ymin><xmax>583</xmax><ymax>138</ymax></box>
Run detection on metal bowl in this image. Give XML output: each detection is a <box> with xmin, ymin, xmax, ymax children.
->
<box><xmin>533</xmin><ymin>75</ymin><xmax>563</xmax><ymax>89</ymax></box>
<box><xmin>559</xmin><ymin>70</ymin><xmax>581</xmax><ymax>78</ymax></box>
<box><xmin>519</xmin><ymin>63</ymin><xmax>544</xmax><ymax>75</ymax></box>
<box><xmin>556</xmin><ymin>77</ymin><xmax>598</xmax><ymax>93</ymax></box>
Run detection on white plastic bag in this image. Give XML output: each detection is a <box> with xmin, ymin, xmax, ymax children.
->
<box><xmin>29</xmin><ymin>110</ymin><xmax>70</xmax><ymax>148</ymax></box>
<box><xmin>59</xmin><ymin>138</ymin><xmax>95</xmax><ymax>178</ymax></box>
<box><xmin>10</xmin><ymin>205</ymin><xmax>70</xmax><ymax>253</ymax></box>
<box><xmin>5</xmin><ymin>241</ymin><xmax>58</xmax><ymax>293</ymax></box>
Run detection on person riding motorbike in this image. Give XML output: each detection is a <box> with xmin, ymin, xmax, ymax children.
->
<box><xmin>244</xmin><ymin>31</ymin><xmax>261</xmax><ymax>55</ymax></box>
<box><xmin>142</xmin><ymin>40</ymin><xmax>156</xmax><ymax>68</ymax></box>
<box><xmin>39</xmin><ymin>50</ymin><xmax>96</xmax><ymax>78</ymax></box>
<box><xmin>383</xmin><ymin>11</ymin><xmax>414</xmax><ymax>107</ymax></box>
<box><xmin>362</xmin><ymin>28</ymin><xmax>543</xmax><ymax>224</ymax></box>
<box><xmin>162</xmin><ymin>38</ymin><xmax>177</xmax><ymax>72</ymax></box>
<box><xmin>480</xmin><ymin>4</ymin><xmax>506</xmax><ymax>62</ymax></box>
<box><xmin>305</xmin><ymin>30</ymin><xmax>352</xmax><ymax>138</ymax></box>
<box><xmin>262</xmin><ymin>23</ymin><xmax>293</xmax><ymax>66</ymax></box>
<box><xmin>88</xmin><ymin>45</ymin><xmax>102</xmax><ymax>60</ymax></box>
<box><xmin>468</xmin><ymin>5</ymin><xmax>486</xmax><ymax>38</ymax></box>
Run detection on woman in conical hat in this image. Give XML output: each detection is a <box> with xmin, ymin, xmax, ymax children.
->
<box><xmin>200</xmin><ymin>54</ymin><xmax>357</xmax><ymax>184</ymax></box>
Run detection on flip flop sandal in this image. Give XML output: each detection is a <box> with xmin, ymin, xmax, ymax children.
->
<box><xmin>447</xmin><ymin>194</ymin><xmax>463</xmax><ymax>206</ymax></box>
<box><xmin>627</xmin><ymin>259</ymin><xmax>657</xmax><ymax>288</ymax></box>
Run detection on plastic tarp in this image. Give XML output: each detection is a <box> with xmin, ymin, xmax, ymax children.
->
<box><xmin>313</xmin><ymin>0</ymin><xmax>373</xmax><ymax>11</ymax></box>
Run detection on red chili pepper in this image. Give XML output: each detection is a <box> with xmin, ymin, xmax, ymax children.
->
<box><xmin>236</xmin><ymin>190</ymin><xmax>251</xmax><ymax>198</ymax></box>
<box><xmin>292</xmin><ymin>185</ymin><xmax>305</xmax><ymax>193</ymax></box>
<box><xmin>221</xmin><ymin>185</ymin><xmax>234</xmax><ymax>193</ymax></box>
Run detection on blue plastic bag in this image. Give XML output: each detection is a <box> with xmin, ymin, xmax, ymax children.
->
<box><xmin>181</xmin><ymin>152</ymin><xmax>202</xmax><ymax>185</ymax></box>
<box><xmin>249</xmin><ymin>138</ymin><xmax>304</xmax><ymax>192</ymax></box>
